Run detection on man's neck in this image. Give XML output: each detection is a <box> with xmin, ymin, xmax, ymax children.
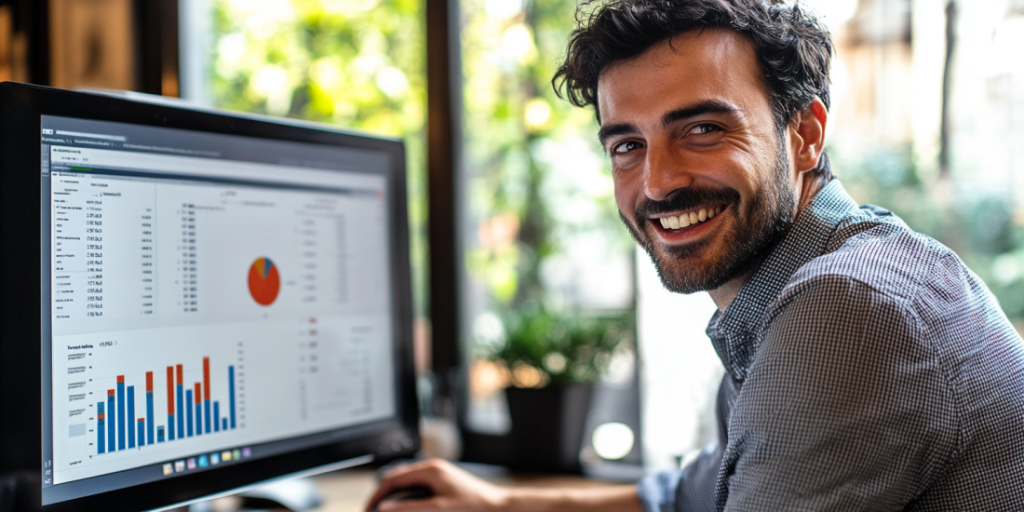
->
<box><xmin>798</xmin><ymin>173</ymin><xmax>830</xmax><ymax>211</ymax></box>
<box><xmin>708</xmin><ymin>266</ymin><xmax>758</xmax><ymax>312</ymax></box>
<box><xmin>708</xmin><ymin>175</ymin><xmax>830</xmax><ymax>312</ymax></box>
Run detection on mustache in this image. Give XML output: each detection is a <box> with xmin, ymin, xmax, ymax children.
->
<box><xmin>635</xmin><ymin>186</ymin><xmax>741</xmax><ymax>219</ymax></box>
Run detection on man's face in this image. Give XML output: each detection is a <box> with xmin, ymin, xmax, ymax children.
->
<box><xmin>597</xmin><ymin>29</ymin><xmax>799</xmax><ymax>294</ymax></box>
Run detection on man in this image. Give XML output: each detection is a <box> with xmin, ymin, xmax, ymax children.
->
<box><xmin>368</xmin><ymin>0</ymin><xmax>1024</xmax><ymax>510</ymax></box>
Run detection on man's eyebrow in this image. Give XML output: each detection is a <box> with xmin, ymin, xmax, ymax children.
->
<box><xmin>597</xmin><ymin>123</ymin><xmax>639</xmax><ymax>147</ymax></box>
<box><xmin>662</xmin><ymin>100</ymin><xmax>742</xmax><ymax>126</ymax></box>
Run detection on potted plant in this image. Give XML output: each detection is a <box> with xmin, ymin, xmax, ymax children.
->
<box><xmin>487</xmin><ymin>304</ymin><xmax>634</xmax><ymax>473</ymax></box>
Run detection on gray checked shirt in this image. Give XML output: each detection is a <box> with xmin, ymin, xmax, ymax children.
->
<box><xmin>637</xmin><ymin>180</ymin><xmax>1024</xmax><ymax>511</ymax></box>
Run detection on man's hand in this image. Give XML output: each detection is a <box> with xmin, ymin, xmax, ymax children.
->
<box><xmin>365</xmin><ymin>459</ymin><xmax>508</xmax><ymax>512</ymax></box>
<box><xmin>364</xmin><ymin>458</ymin><xmax>643</xmax><ymax>512</ymax></box>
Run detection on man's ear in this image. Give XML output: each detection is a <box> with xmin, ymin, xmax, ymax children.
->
<box><xmin>790</xmin><ymin>97</ymin><xmax>827</xmax><ymax>175</ymax></box>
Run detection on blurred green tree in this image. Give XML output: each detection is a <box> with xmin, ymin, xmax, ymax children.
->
<box><xmin>461</xmin><ymin>0</ymin><xmax>631</xmax><ymax>309</ymax></box>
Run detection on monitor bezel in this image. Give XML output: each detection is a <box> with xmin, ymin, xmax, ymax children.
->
<box><xmin>0</xmin><ymin>82</ymin><xmax>420</xmax><ymax>512</ymax></box>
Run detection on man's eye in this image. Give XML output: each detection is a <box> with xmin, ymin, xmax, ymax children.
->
<box><xmin>689</xmin><ymin>124</ymin><xmax>721</xmax><ymax>136</ymax></box>
<box><xmin>612</xmin><ymin>141</ymin><xmax>643</xmax><ymax>154</ymax></box>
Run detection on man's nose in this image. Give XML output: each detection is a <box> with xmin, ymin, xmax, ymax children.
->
<box><xmin>644</xmin><ymin>144</ymin><xmax>693</xmax><ymax>201</ymax></box>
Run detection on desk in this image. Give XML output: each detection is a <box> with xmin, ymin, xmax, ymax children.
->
<box><xmin>193</xmin><ymin>468</ymin><xmax>624</xmax><ymax>511</ymax></box>
<box><xmin>307</xmin><ymin>470</ymin><xmax>376</xmax><ymax>512</ymax></box>
<box><xmin>308</xmin><ymin>468</ymin><xmax>623</xmax><ymax>512</ymax></box>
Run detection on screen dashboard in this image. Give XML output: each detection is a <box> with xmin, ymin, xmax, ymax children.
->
<box><xmin>40</xmin><ymin>115</ymin><xmax>403</xmax><ymax>505</ymax></box>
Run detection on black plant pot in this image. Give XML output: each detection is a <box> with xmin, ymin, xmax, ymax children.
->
<box><xmin>504</xmin><ymin>383</ymin><xmax>593</xmax><ymax>474</ymax></box>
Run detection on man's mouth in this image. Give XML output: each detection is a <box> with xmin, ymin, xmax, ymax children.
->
<box><xmin>652</xmin><ymin>204</ymin><xmax>725</xmax><ymax>232</ymax></box>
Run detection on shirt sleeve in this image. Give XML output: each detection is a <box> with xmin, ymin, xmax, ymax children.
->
<box><xmin>637</xmin><ymin>468</ymin><xmax>685</xmax><ymax>512</ymax></box>
<box><xmin>720</xmin><ymin>275</ymin><xmax>958</xmax><ymax>511</ymax></box>
<box><xmin>637</xmin><ymin>442</ymin><xmax>720</xmax><ymax>512</ymax></box>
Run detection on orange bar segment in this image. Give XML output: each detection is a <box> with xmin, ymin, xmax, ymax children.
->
<box><xmin>166</xmin><ymin>366</ymin><xmax>175</xmax><ymax>414</ymax></box>
<box><xmin>203</xmin><ymin>357</ymin><xmax>211</xmax><ymax>401</ymax></box>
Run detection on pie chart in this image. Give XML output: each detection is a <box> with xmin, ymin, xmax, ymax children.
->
<box><xmin>248</xmin><ymin>257</ymin><xmax>280</xmax><ymax>306</ymax></box>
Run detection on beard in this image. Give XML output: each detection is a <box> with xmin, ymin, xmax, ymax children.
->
<box><xmin>621</xmin><ymin>137</ymin><xmax>796</xmax><ymax>294</ymax></box>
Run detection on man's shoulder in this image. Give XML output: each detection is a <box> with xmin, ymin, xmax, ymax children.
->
<box><xmin>772</xmin><ymin>206</ymin><xmax>1018</xmax><ymax>345</ymax></box>
<box><xmin>754</xmin><ymin>213</ymin><xmax>943</xmax><ymax>370</ymax></box>
<box><xmin>785</xmin><ymin>208</ymin><xmax>959</xmax><ymax>306</ymax></box>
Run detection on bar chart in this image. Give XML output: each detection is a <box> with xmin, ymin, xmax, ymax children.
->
<box><xmin>95</xmin><ymin>356</ymin><xmax>237</xmax><ymax>455</ymax></box>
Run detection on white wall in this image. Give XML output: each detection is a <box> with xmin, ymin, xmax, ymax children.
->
<box><xmin>636</xmin><ymin>247</ymin><xmax>724</xmax><ymax>472</ymax></box>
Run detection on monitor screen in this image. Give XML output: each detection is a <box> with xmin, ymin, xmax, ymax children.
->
<box><xmin>34</xmin><ymin>113</ymin><xmax>408</xmax><ymax>506</ymax></box>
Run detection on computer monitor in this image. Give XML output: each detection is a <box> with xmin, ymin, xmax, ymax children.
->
<box><xmin>0</xmin><ymin>83</ymin><xmax>420</xmax><ymax>511</ymax></box>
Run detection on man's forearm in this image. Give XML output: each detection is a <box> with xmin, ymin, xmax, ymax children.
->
<box><xmin>501</xmin><ymin>485</ymin><xmax>642</xmax><ymax>512</ymax></box>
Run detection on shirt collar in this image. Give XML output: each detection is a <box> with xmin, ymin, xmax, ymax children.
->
<box><xmin>706</xmin><ymin>179</ymin><xmax>863</xmax><ymax>382</ymax></box>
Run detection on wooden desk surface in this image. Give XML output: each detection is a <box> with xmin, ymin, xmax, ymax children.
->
<box><xmin>308</xmin><ymin>468</ymin><xmax>621</xmax><ymax>512</ymax></box>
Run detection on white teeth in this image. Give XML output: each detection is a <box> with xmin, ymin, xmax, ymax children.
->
<box><xmin>659</xmin><ymin>205</ymin><xmax>724</xmax><ymax>230</ymax></box>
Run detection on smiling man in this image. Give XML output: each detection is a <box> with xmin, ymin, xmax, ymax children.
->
<box><xmin>367</xmin><ymin>1</ymin><xmax>1024</xmax><ymax>511</ymax></box>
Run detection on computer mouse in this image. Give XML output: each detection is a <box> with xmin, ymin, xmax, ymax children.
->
<box><xmin>371</xmin><ymin>485</ymin><xmax>434</xmax><ymax>512</ymax></box>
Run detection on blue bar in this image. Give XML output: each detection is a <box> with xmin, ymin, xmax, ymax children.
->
<box><xmin>213</xmin><ymin>402</ymin><xmax>220</xmax><ymax>432</ymax></box>
<box><xmin>137</xmin><ymin>419</ymin><xmax>145</xmax><ymax>447</ymax></box>
<box><xmin>97</xmin><ymin>402</ymin><xmax>105</xmax><ymax>454</ymax></box>
<box><xmin>157</xmin><ymin>426</ymin><xmax>165</xmax><ymax>443</ymax></box>
<box><xmin>127</xmin><ymin>386</ymin><xmax>136</xmax><ymax>449</ymax></box>
<box><xmin>195</xmin><ymin>399</ymin><xmax>202</xmax><ymax>437</ymax></box>
<box><xmin>168</xmin><ymin>413</ymin><xmax>175</xmax><ymax>441</ymax></box>
<box><xmin>204</xmin><ymin>400</ymin><xmax>211</xmax><ymax>434</ymax></box>
<box><xmin>229</xmin><ymin>366</ymin><xmax>236</xmax><ymax>429</ymax></box>
<box><xmin>146</xmin><ymin>391</ymin><xmax>155</xmax><ymax>445</ymax></box>
<box><xmin>107</xmin><ymin>394</ymin><xmax>116</xmax><ymax>451</ymax></box>
<box><xmin>117</xmin><ymin>381</ymin><xmax>126</xmax><ymax>450</ymax></box>
<box><xmin>186</xmin><ymin>390</ymin><xmax>194</xmax><ymax>437</ymax></box>
<box><xmin>222</xmin><ymin>418</ymin><xmax>227</xmax><ymax>430</ymax></box>
<box><xmin>176</xmin><ymin>384</ymin><xmax>184</xmax><ymax>439</ymax></box>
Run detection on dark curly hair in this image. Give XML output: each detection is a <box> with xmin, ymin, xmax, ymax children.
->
<box><xmin>553</xmin><ymin>0</ymin><xmax>834</xmax><ymax>179</ymax></box>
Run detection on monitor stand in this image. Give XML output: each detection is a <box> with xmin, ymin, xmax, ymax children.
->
<box><xmin>187</xmin><ymin>478</ymin><xmax>323</xmax><ymax>512</ymax></box>
<box><xmin>0</xmin><ymin>471</ymin><xmax>41</xmax><ymax>512</ymax></box>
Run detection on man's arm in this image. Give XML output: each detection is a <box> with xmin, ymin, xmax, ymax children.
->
<box><xmin>365</xmin><ymin>459</ymin><xmax>642</xmax><ymax>512</ymax></box>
